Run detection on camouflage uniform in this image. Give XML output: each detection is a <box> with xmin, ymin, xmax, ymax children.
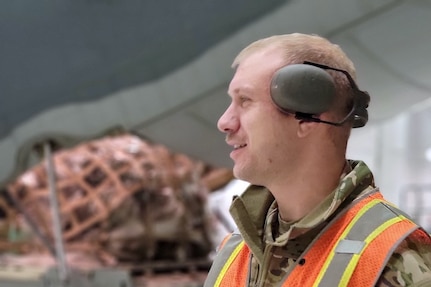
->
<box><xmin>228</xmin><ymin>160</ymin><xmax>431</xmax><ymax>287</ymax></box>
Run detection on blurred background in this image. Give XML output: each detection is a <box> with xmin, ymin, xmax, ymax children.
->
<box><xmin>1</xmin><ymin>0</ymin><xmax>430</xmax><ymax>286</ymax></box>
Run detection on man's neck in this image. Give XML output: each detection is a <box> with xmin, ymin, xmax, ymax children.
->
<box><xmin>268</xmin><ymin>159</ymin><xmax>347</xmax><ymax>222</ymax></box>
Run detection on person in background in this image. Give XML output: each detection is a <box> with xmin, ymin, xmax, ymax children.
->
<box><xmin>204</xmin><ymin>33</ymin><xmax>431</xmax><ymax>287</ymax></box>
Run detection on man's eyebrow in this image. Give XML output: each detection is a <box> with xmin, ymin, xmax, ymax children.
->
<box><xmin>229</xmin><ymin>85</ymin><xmax>253</xmax><ymax>96</ymax></box>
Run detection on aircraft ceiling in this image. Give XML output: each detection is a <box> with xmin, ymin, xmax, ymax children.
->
<box><xmin>1</xmin><ymin>0</ymin><xmax>430</xmax><ymax>187</ymax></box>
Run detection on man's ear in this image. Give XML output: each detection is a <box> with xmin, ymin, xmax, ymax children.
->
<box><xmin>297</xmin><ymin>120</ymin><xmax>318</xmax><ymax>138</ymax></box>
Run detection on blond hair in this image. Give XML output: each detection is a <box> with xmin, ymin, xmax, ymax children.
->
<box><xmin>233</xmin><ymin>33</ymin><xmax>355</xmax><ymax>76</ymax></box>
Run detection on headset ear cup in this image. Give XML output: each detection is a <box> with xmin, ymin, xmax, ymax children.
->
<box><xmin>271</xmin><ymin>62</ymin><xmax>370</xmax><ymax>128</ymax></box>
<box><xmin>353</xmin><ymin>109</ymin><xmax>368</xmax><ymax>128</ymax></box>
<box><xmin>352</xmin><ymin>91</ymin><xmax>370</xmax><ymax>128</ymax></box>
<box><xmin>270</xmin><ymin>64</ymin><xmax>336</xmax><ymax>115</ymax></box>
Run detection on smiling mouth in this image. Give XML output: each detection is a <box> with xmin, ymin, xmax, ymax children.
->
<box><xmin>233</xmin><ymin>144</ymin><xmax>247</xmax><ymax>150</ymax></box>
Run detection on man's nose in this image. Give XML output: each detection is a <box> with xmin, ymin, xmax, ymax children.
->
<box><xmin>217</xmin><ymin>105</ymin><xmax>238</xmax><ymax>133</ymax></box>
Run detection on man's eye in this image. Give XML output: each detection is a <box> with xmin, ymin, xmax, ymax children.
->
<box><xmin>239</xmin><ymin>96</ymin><xmax>250</xmax><ymax>105</ymax></box>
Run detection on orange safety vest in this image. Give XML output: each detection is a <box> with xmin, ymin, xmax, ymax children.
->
<box><xmin>204</xmin><ymin>192</ymin><xmax>431</xmax><ymax>287</ymax></box>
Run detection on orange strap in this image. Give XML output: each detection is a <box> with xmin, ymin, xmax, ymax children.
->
<box><xmin>348</xmin><ymin>220</ymin><xmax>418</xmax><ymax>286</ymax></box>
<box><xmin>283</xmin><ymin>194</ymin><xmax>383</xmax><ymax>286</ymax></box>
<box><xmin>283</xmin><ymin>195</ymin><xmax>423</xmax><ymax>287</ymax></box>
<box><xmin>216</xmin><ymin>242</ymin><xmax>250</xmax><ymax>287</ymax></box>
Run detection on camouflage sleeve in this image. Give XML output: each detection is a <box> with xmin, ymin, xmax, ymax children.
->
<box><xmin>376</xmin><ymin>236</ymin><xmax>431</xmax><ymax>287</ymax></box>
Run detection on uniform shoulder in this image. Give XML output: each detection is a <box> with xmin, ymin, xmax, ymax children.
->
<box><xmin>377</xmin><ymin>234</ymin><xmax>431</xmax><ymax>287</ymax></box>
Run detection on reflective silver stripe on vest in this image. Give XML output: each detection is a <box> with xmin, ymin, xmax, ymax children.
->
<box><xmin>317</xmin><ymin>201</ymin><xmax>417</xmax><ymax>287</ymax></box>
<box><xmin>204</xmin><ymin>233</ymin><xmax>244</xmax><ymax>287</ymax></box>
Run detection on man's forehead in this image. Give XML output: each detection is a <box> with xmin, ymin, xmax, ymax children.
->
<box><xmin>228</xmin><ymin>66</ymin><xmax>255</xmax><ymax>93</ymax></box>
<box><xmin>236</xmin><ymin>50</ymin><xmax>286</xmax><ymax>78</ymax></box>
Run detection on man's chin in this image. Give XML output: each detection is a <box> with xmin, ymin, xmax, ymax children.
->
<box><xmin>233</xmin><ymin>166</ymin><xmax>251</xmax><ymax>182</ymax></box>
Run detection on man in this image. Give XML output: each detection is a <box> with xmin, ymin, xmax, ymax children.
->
<box><xmin>204</xmin><ymin>33</ymin><xmax>431</xmax><ymax>286</ymax></box>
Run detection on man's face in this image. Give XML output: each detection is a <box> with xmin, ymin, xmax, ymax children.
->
<box><xmin>217</xmin><ymin>50</ymin><xmax>299</xmax><ymax>186</ymax></box>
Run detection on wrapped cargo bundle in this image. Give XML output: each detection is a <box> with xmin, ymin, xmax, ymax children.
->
<box><xmin>5</xmin><ymin>133</ymin><xmax>219</xmax><ymax>267</ymax></box>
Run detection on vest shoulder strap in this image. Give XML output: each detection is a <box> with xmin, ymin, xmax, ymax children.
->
<box><xmin>292</xmin><ymin>197</ymin><xmax>423</xmax><ymax>287</ymax></box>
<box><xmin>204</xmin><ymin>233</ymin><xmax>246</xmax><ymax>287</ymax></box>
